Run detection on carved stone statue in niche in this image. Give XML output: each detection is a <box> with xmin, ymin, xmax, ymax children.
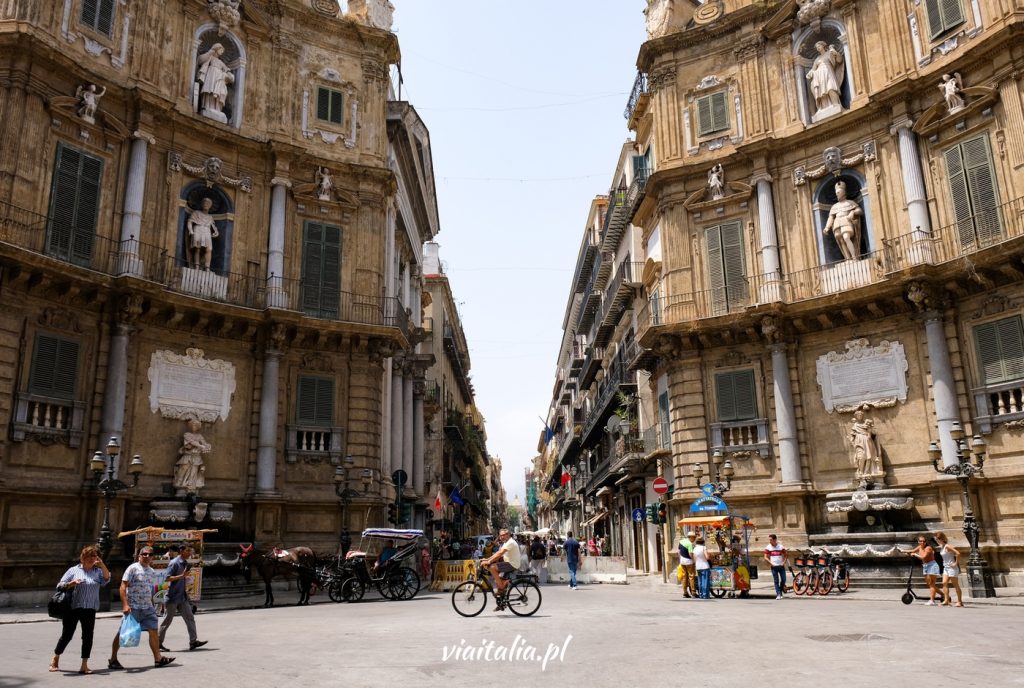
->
<box><xmin>806</xmin><ymin>41</ymin><xmax>844</xmax><ymax>120</ymax></box>
<box><xmin>848</xmin><ymin>406</ymin><xmax>884</xmax><ymax>488</ymax></box>
<box><xmin>175</xmin><ymin>419</ymin><xmax>211</xmax><ymax>496</ymax></box>
<box><xmin>316</xmin><ymin>166</ymin><xmax>334</xmax><ymax>201</ymax></box>
<box><xmin>197</xmin><ymin>43</ymin><xmax>235</xmax><ymax>122</ymax></box>
<box><xmin>939</xmin><ymin>73</ymin><xmax>965</xmax><ymax>115</ymax></box>
<box><xmin>823</xmin><ymin>180</ymin><xmax>863</xmax><ymax>261</ymax></box>
<box><xmin>75</xmin><ymin>84</ymin><xmax>106</xmax><ymax>124</ymax></box>
<box><xmin>707</xmin><ymin>164</ymin><xmax>725</xmax><ymax>200</ymax></box>
<box><xmin>186</xmin><ymin>197</ymin><xmax>220</xmax><ymax>270</ymax></box>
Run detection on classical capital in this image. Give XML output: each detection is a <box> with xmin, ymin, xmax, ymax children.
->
<box><xmin>132</xmin><ymin>130</ymin><xmax>156</xmax><ymax>145</ymax></box>
<box><xmin>116</xmin><ymin>292</ymin><xmax>144</xmax><ymax>329</ymax></box>
<box><xmin>267</xmin><ymin>323</ymin><xmax>289</xmax><ymax>353</ymax></box>
<box><xmin>270</xmin><ymin>176</ymin><xmax>293</xmax><ymax>188</ymax></box>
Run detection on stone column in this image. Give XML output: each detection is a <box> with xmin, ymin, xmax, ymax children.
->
<box><xmin>892</xmin><ymin>118</ymin><xmax>932</xmax><ymax>262</ymax></box>
<box><xmin>925</xmin><ymin>311</ymin><xmax>960</xmax><ymax>467</ymax></box>
<box><xmin>413</xmin><ymin>380</ymin><xmax>425</xmax><ymax>496</ymax></box>
<box><xmin>256</xmin><ymin>325</ymin><xmax>285</xmax><ymax>494</ymax></box>
<box><xmin>267</xmin><ymin>178</ymin><xmax>290</xmax><ymax>308</ymax></box>
<box><xmin>403</xmin><ymin>371</ymin><xmax>414</xmax><ymax>483</ymax></box>
<box><xmin>753</xmin><ymin>173</ymin><xmax>782</xmax><ymax>302</ymax></box>
<box><xmin>390</xmin><ymin>360</ymin><xmax>404</xmax><ymax>489</ymax></box>
<box><xmin>771</xmin><ymin>343</ymin><xmax>802</xmax><ymax>483</ymax></box>
<box><xmin>117</xmin><ymin>132</ymin><xmax>154</xmax><ymax>276</ymax></box>
<box><xmin>99</xmin><ymin>294</ymin><xmax>142</xmax><ymax>474</ymax></box>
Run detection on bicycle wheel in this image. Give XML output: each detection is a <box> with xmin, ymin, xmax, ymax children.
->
<box><xmin>816</xmin><ymin>569</ymin><xmax>833</xmax><ymax>596</ymax></box>
<box><xmin>452</xmin><ymin>581</ymin><xmax>487</xmax><ymax>617</ymax></box>
<box><xmin>792</xmin><ymin>571</ymin><xmax>809</xmax><ymax>595</ymax></box>
<box><xmin>341</xmin><ymin>578</ymin><xmax>365</xmax><ymax>603</ymax></box>
<box><xmin>388</xmin><ymin>567</ymin><xmax>420</xmax><ymax>600</ymax></box>
<box><xmin>836</xmin><ymin>568</ymin><xmax>850</xmax><ymax>593</ymax></box>
<box><xmin>505</xmin><ymin>581</ymin><xmax>542</xmax><ymax>617</ymax></box>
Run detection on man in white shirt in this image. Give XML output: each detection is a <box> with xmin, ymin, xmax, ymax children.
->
<box><xmin>482</xmin><ymin>529</ymin><xmax>520</xmax><ymax>609</ymax></box>
<box><xmin>763</xmin><ymin>533</ymin><xmax>788</xmax><ymax>599</ymax></box>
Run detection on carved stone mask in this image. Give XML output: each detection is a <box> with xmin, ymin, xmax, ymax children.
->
<box><xmin>824</xmin><ymin>147</ymin><xmax>841</xmax><ymax>172</ymax></box>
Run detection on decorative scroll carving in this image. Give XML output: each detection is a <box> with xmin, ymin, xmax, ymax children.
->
<box><xmin>38</xmin><ymin>307</ymin><xmax>82</xmax><ymax>333</ymax></box>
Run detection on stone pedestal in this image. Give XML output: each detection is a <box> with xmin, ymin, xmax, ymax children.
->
<box><xmin>824</xmin><ymin>488</ymin><xmax>914</xmax><ymax>533</ymax></box>
<box><xmin>149</xmin><ymin>499</ymin><xmax>233</xmax><ymax>524</ymax></box>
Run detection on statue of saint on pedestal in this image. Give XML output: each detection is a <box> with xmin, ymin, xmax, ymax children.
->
<box><xmin>806</xmin><ymin>41</ymin><xmax>844</xmax><ymax>118</ymax></box>
<box><xmin>175</xmin><ymin>419</ymin><xmax>211</xmax><ymax>495</ymax></box>
<box><xmin>197</xmin><ymin>43</ymin><xmax>234</xmax><ymax>119</ymax></box>
<box><xmin>849</xmin><ymin>408</ymin><xmax>884</xmax><ymax>487</ymax></box>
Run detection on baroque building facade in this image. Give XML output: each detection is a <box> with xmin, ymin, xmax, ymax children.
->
<box><xmin>0</xmin><ymin>0</ymin><xmax>448</xmax><ymax>593</ymax></box>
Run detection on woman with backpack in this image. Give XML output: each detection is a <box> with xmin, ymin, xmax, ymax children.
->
<box><xmin>529</xmin><ymin>536</ymin><xmax>548</xmax><ymax>584</ymax></box>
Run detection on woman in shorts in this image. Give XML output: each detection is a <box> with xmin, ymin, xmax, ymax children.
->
<box><xmin>935</xmin><ymin>532</ymin><xmax>964</xmax><ymax>607</ymax></box>
<box><xmin>906</xmin><ymin>535</ymin><xmax>940</xmax><ymax>605</ymax></box>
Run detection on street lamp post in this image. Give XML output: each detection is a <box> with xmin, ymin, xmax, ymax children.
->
<box><xmin>334</xmin><ymin>456</ymin><xmax>372</xmax><ymax>554</ymax></box>
<box><xmin>691</xmin><ymin>448</ymin><xmax>734</xmax><ymax>498</ymax></box>
<box><xmin>90</xmin><ymin>437</ymin><xmax>143</xmax><ymax>562</ymax></box>
<box><xmin>929</xmin><ymin>422</ymin><xmax>996</xmax><ymax>598</ymax></box>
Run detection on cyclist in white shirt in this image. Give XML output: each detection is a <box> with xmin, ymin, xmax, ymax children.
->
<box><xmin>482</xmin><ymin>529</ymin><xmax>520</xmax><ymax>607</ymax></box>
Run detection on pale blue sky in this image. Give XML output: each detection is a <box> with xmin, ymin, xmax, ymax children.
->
<box><xmin>392</xmin><ymin>2</ymin><xmax>648</xmax><ymax>503</ymax></box>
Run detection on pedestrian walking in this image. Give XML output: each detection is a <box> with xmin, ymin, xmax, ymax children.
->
<box><xmin>905</xmin><ymin>534</ymin><xmax>941</xmax><ymax>605</ymax></box>
<box><xmin>693</xmin><ymin>537</ymin><xmax>711</xmax><ymax>598</ymax></box>
<box><xmin>108</xmin><ymin>547</ymin><xmax>175</xmax><ymax>670</ymax></box>
<box><xmin>562</xmin><ymin>531</ymin><xmax>581</xmax><ymax>589</ymax></box>
<box><xmin>158</xmin><ymin>544</ymin><xmax>207</xmax><ymax>652</ymax></box>
<box><xmin>50</xmin><ymin>545</ymin><xmax>110</xmax><ymax>674</ymax></box>
<box><xmin>529</xmin><ymin>536</ymin><xmax>548</xmax><ymax>584</ymax></box>
<box><xmin>678</xmin><ymin>531</ymin><xmax>697</xmax><ymax>598</ymax></box>
<box><xmin>764</xmin><ymin>533</ymin><xmax>788</xmax><ymax>599</ymax></box>
<box><xmin>934</xmin><ymin>532</ymin><xmax>964</xmax><ymax>607</ymax></box>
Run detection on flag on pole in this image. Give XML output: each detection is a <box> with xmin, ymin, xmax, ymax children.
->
<box><xmin>434</xmin><ymin>488</ymin><xmax>443</xmax><ymax>512</ymax></box>
<box><xmin>450</xmin><ymin>487</ymin><xmax>465</xmax><ymax>506</ymax></box>
<box><xmin>539</xmin><ymin>416</ymin><xmax>555</xmax><ymax>445</ymax></box>
<box><xmin>560</xmin><ymin>467</ymin><xmax>571</xmax><ymax>487</ymax></box>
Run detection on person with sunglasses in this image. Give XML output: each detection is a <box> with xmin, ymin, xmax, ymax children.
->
<box><xmin>905</xmin><ymin>535</ymin><xmax>940</xmax><ymax>605</ymax></box>
<box><xmin>108</xmin><ymin>548</ymin><xmax>175</xmax><ymax>670</ymax></box>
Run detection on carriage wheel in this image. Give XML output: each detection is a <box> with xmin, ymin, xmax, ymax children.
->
<box><xmin>505</xmin><ymin>581</ymin><xmax>542</xmax><ymax>617</ymax></box>
<box><xmin>328</xmin><ymin>579</ymin><xmax>345</xmax><ymax>603</ymax></box>
<box><xmin>451</xmin><ymin>581</ymin><xmax>487</xmax><ymax>617</ymax></box>
<box><xmin>341</xmin><ymin>578</ymin><xmax>365</xmax><ymax>603</ymax></box>
<box><xmin>387</xmin><ymin>567</ymin><xmax>420</xmax><ymax>600</ymax></box>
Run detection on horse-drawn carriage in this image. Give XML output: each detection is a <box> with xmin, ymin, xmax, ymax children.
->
<box><xmin>328</xmin><ymin>528</ymin><xmax>423</xmax><ymax>603</ymax></box>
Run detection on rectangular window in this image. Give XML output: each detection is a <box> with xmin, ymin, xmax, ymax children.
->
<box><xmin>658</xmin><ymin>391</ymin><xmax>671</xmax><ymax>450</ymax></box>
<box><xmin>296</xmin><ymin>375</ymin><xmax>334</xmax><ymax>426</ymax></box>
<box><xmin>316</xmin><ymin>87</ymin><xmax>344</xmax><ymax>125</ymax></box>
<box><xmin>944</xmin><ymin>134</ymin><xmax>1001</xmax><ymax>248</ymax></box>
<box><xmin>29</xmin><ymin>334</ymin><xmax>79</xmax><ymax>400</ymax></box>
<box><xmin>974</xmin><ymin>316</ymin><xmax>1024</xmax><ymax>385</ymax></box>
<box><xmin>79</xmin><ymin>0</ymin><xmax>116</xmax><ymax>37</ymax></box>
<box><xmin>705</xmin><ymin>221</ymin><xmax>747</xmax><ymax>315</ymax></box>
<box><xmin>696</xmin><ymin>91</ymin><xmax>729</xmax><ymax>137</ymax></box>
<box><xmin>715</xmin><ymin>369</ymin><xmax>757</xmax><ymax>422</ymax></box>
<box><xmin>924</xmin><ymin>0</ymin><xmax>966</xmax><ymax>39</ymax></box>
<box><xmin>46</xmin><ymin>143</ymin><xmax>102</xmax><ymax>267</ymax></box>
<box><xmin>301</xmin><ymin>221</ymin><xmax>342</xmax><ymax>318</ymax></box>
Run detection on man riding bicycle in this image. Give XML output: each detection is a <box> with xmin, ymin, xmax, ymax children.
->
<box><xmin>482</xmin><ymin>529</ymin><xmax>520</xmax><ymax>609</ymax></box>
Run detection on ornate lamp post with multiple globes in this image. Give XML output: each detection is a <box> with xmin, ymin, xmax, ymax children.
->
<box><xmin>928</xmin><ymin>421</ymin><xmax>996</xmax><ymax>597</ymax></box>
<box><xmin>90</xmin><ymin>437</ymin><xmax>143</xmax><ymax>561</ymax></box>
<box><xmin>334</xmin><ymin>456</ymin><xmax>372</xmax><ymax>553</ymax></box>
<box><xmin>692</xmin><ymin>448</ymin><xmax>734</xmax><ymax>498</ymax></box>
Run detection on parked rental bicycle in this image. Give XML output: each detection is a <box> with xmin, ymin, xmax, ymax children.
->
<box><xmin>790</xmin><ymin>552</ymin><xmax>814</xmax><ymax>595</ymax></box>
<box><xmin>817</xmin><ymin>553</ymin><xmax>850</xmax><ymax>595</ymax></box>
<box><xmin>451</xmin><ymin>560</ymin><xmax>542</xmax><ymax>617</ymax></box>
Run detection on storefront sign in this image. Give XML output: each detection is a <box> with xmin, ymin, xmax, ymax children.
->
<box><xmin>690</xmin><ymin>484</ymin><xmax>728</xmax><ymax>513</ymax></box>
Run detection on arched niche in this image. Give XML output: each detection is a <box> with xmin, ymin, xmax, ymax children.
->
<box><xmin>793</xmin><ymin>20</ymin><xmax>854</xmax><ymax>125</ymax></box>
<box><xmin>812</xmin><ymin>171</ymin><xmax>873</xmax><ymax>266</ymax></box>
<box><xmin>177</xmin><ymin>182</ymin><xmax>234</xmax><ymax>274</ymax></box>
<box><xmin>190</xmin><ymin>24</ymin><xmax>247</xmax><ymax>128</ymax></box>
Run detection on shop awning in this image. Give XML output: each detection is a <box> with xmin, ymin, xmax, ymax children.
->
<box><xmin>580</xmin><ymin>510</ymin><xmax>609</xmax><ymax>528</ymax></box>
<box><xmin>677</xmin><ymin>515</ymin><xmax>755</xmax><ymax>529</ymax></box>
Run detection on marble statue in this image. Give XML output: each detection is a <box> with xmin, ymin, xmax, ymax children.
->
<box><xmin>197</xmin><ymin>43</ymin><xmax>234</xmax><ymax>120</ymax></box>
<box><xmin>707</xmin><ymin>164</ymin><xmax>725</xmax><ymax>200</ymax></box>
<box><xmin>347</xmin><ymin>0</ymin><xmax>395</xmax><ymax>31</ymax></box>
<box><xmin>939</xmin><ymin>73</ymin><xmax>965</xmax><ymax>114</ymax></box>
<box><xmin>316</xmin><ymin>166</ymin><xmax>334</xmax><ymax>201</ymax></box>
<box><xmin>823</xmin><ymin>180</ymin><xmax>863</xmax><ymax>261</ymax></box>
<box><xmin>186</xmin><ymin>197</ymin><xmax>220</xmax><ymax>270</ymax></box>
<box><xmin>848</xmin><ymin>407</ymin><xmax>884</xmax><ymax>487</ymax></box>
<box><xmin>75</xmin><ymin>84</ymin><xmax>106</xmax><ymax>124</ymax></box>
<box><xmin>175</xmin><ymin>419</ymin><xmax>211</xmax><ymax>495</ymax></box>
<box><xmin>806</xmin><ymin>41</ymin><xmax>844</xmax><ymax>118</ymax></box>
<box><xmin>644</xmin><ymin>0</ymin><xmax>674</xmax><ymax>39</ymax></box>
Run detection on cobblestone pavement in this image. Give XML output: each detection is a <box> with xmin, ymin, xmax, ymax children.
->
<box><xmin>4</xmin><ymin>579</ymin><xmax>1022</xmax><ymax>687</ymax></box>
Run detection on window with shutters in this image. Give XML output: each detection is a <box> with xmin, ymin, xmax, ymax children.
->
<box><xmin>286</xmin><ymin>375</ymin><xmax>343</xmax><ymax>462</ymax></box>
<box><xmin>705</xmin><ymin>221</ymin><xmax>747</xmax><ymax>315</ymax></box>
<box><xmin>696</xmin><ymin>91</ymin><xmax>729</xmax><ymax>137</ymax></box>
<box><xmin>301</xmin><ymin>221</ymin><xmax>342</xmax><ymax>319</ymax></box>
<box><xmin>943</xmin><ymin>135</ymin><xmax>1002</xmax><ymax>249</ymax></box>
<box><xmin>46</xmin><ymin>143</ymin><xmax>102</xmax><ymax>267</ymax></box>
<box><xmin>972</xmin><ymin>315</ymin><xmax>1024</xmax><ymax>432</ymax></box>
<box><xmin>316</xmin><ymin>87</ymin><xmax>344</xmax><ymax>125</ymax></box>
<box><xmin>923</xmin><ymin>0</ymin><xmax>966</xmax><ymax>39</ymax></box>
<box><xmin>711</xmin><ymin>368</ymin><xmax>770</xmax><ymax>456</ymax></box>
<box><xmin>658</xmin><ymin>391</ymin><xmax>671</xmax><ymax>450</ymax></box>
<box><xmin>12</xmin><ymin>334</ymin><xmax>86</xmax><ymax>446</ymax></box>
<box><xmin>715</xmin><ymin>370</ymin><xmax>757</xmax><ymax>422</ymax></box>
<box><xmin>296</xmin><ymin>375</ymin><xmax>334</xmax><ymax>426</ymax></box>
<box><xmin>79</xmin><ymin>0</ymin><xmax>116</xmax><ymax>37</ymax></box>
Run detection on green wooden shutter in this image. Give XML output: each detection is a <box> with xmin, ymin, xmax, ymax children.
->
<box><xmin>316</xmin><ymin>88</ymin><xmax>330</xmax><ymax>121</ymax></box>
<box><xmin>321</xmin><ymin>225</ymin><xmax>342</xmax><ymax>316</ymax></box>
<box><xmin>706</xmin><ymin>225</ymin><xmax>726</xmax><ymax>314</ymax></box>
<box><xmin>715</xmin><ymin>370</ymin><xmax>757</xmax><ymax>422</ymax></box>
<box><xmin>697</xmin><ymin>92</ymin><xmax>729</xmax><ymax>136</ymax></box>
<box><xmin>301</xmin><ymin>221</ymin><xmax>342</xmax><ymax>318</ymax></box>
<box><xmin>721</xmin><ymin>221</ymin><xmax>746</xmax><ymax>308</ymax></box>
<box><xmin>974</xmin><ymin>317</ymin><xmax>1024</xmax><ymax>385</ymax></box>
<box><xmin>938</xmin><ymin>0</ymin><xmax>965</xmax><ymax>34</ymax></box>
<box><xmin>924</xmin><ymin>0</ymin><xmax>945</xmax><ymax>37</ymax></box>
<box><xmin>658</xmin><ymin>391</ymin><xmax>671</xmax><ymax>449</ymax></box>
<box><xmin>943</xmin><ymin>145</ymin><xmax>973</xmax><ymax>248</ymax></box>
<box><xmin>46</xmin><ymin>144</ymin><xmax>101</xmax><ymax>266</ymax></box>
<box><xmin>962</xmin><ymin>135</ymin><xmax>1001</xmax><ymax>245</ymax></box>
<box><xmin>28</xmin><ymin>334</ymin><xmax>79</xmax><ymax>400</ymax></box>
<box><xmin>297</xmin><ymin>375</ymin><xmax>334</xmax><ymax>426</ymax></box>
<box><xmin>330</xmin><ymin>90</ymin><xmax>343</xmax><ymax>124</ymax></box>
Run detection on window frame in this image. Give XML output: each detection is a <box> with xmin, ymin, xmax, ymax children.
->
<box><xmin>316</xmin><ymin>86</ymin><xmax>345</xmax><ymax>126</ymax></box>
<box><xmin>713</xmin><ymin>369</ymin><xmax>758</xmax><ymax>422</ymax></box>
<box><xmin>705</xmin><ymin>220</ymin><xmax>747</xmax><ymax>315</ymax></box>
<box><xmin>943</xmin><ymin>134</ymin><xmax>1002</xmax><ymax>248</ymax></box>
<box><xmin>296</xmin><ymin>374</ymin><xmax>335</xmax><ymax>427</ymax></box>
<box><xmin>695</xmin><ymin>91</ymin><xmax>730</xmax><ymax>137</ymax></box>
<box><xmin>79</xmin><ymin>0</ymin><xmax>116</xmax><ymax>38</ymax></box>
<box><xmin>28</xmin><ymin>333</ymin><xmax>80</xmax><ymax>401</ymax></box>
<box><xmin>300</xmin><ymin>220</ymin><xmax>343</xmax><ymax>319</ymax></box>
<box><xmin>973</xmin><ymin>315</ymin><xmax>1024</xmax><ymax>386</ymax></box>
<box><xmin>46</xmin><ymin>143</ymin><xmax>103</xmax><ymax>267</ymax></box>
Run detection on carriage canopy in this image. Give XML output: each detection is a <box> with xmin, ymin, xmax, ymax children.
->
<box><xmin>361</xmin><ymin>528</ymin><xmax>424</xmax><ymax>541</ymax></box>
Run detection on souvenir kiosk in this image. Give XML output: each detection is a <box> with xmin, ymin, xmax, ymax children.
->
<box><xmin>118</xmin><ymin>527</ymin><xmax>217</xmax><ymax>602</ymax></box>
<box><xmin>677</xmin><ymin>485</ymin><xmax>756</xmax><ymax>598</ymax></box>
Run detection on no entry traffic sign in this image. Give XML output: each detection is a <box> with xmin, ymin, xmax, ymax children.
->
<box><xmin>653</xmin><ymin>477</ymin><xmax>669</xmax><ymax>494</ymax></box>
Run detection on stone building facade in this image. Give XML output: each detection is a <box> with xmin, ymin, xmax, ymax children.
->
<box><xmin>626</xmin><ymin>0</ymin><xmax>1024</xmax><ymax>583</ymax></box>
<box><xmin>0</xmin><ymin>0</ymin><xmax>433</xmax><ymax>592</ymax></box>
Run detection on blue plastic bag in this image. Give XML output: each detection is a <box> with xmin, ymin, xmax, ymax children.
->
<box><xmin>119</xmin><ymin>613</ymin><xmax>141</xmax><ymax>648</ymax></box>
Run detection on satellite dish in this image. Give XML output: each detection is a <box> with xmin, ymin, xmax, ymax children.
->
<box><xmin>605</xmin><ymin>416</ymin><xmax>622</xmax><ymax>435</ymax></box>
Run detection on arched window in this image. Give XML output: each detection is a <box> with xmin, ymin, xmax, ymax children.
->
<box><xmin>177</xmin><ymin>183</ymin><xmax>233</xmax><ymax>274</ymax></box>
<box><xmin>813</xmin><ymin>172</ymin><xmax>872</xmax><ymax>265</ymax></box>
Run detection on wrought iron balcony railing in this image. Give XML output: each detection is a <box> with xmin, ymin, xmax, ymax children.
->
<box><xmin>624</xmin><ymin>71</ymin><xmax>649</xmax><ymax>124</ymax></box>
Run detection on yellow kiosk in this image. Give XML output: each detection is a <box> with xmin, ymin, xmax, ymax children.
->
<box><xmin>118</xmin><ymin>527</ymin><xmax>217</xmax><ymax>602</ymax></box>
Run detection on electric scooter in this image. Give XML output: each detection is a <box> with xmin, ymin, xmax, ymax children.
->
<box><xmin>900</xmin><ymin>563</ymin><xmax>945</xmax><ymax>605</ymax></box>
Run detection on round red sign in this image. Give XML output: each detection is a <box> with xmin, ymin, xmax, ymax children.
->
<box><xmin>653</xmin><ymin>477</ymin><xmax>669</xmax><ymax>494</ymax></box>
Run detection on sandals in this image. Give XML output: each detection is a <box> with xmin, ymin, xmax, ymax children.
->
<box><xmin>107</xmin><ymin>659</ymin><xmax>124</xmax><ymax>671</ymax></box>
<box><xmin>154</xmin><ymin>656</ymin><xmax>175</xmax><ymax>668</ymax></box>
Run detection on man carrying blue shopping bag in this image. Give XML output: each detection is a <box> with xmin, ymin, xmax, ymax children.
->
<box><xmin>108</xmin><ymin>547</ymin><xmax>175</xmax><ymax>669</ymax></box>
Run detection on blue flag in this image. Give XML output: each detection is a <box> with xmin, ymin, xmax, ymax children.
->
<box><xmin>450</xmin><ymin>487</ymin><xmax>465</xmax><ymax>506</ymax></box>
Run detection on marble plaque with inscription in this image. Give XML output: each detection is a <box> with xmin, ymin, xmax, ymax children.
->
<box><xmin>148</xmin><ymin>348</ymin><xmax>236</xmax><ymax>422</ymax></box>
<box><xmin>816</xmin><ymin>338</ymin><xmax>908</xmax><ymax>413</ymax></box>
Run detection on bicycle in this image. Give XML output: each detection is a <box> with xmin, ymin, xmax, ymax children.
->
<box><xmin>451</xmin><ymin>560</ymin><xmax>542</xmax><ymax>617</ymax></box>
<box><xmin>817</xmin><ymin>554</ymin><xmax>850</xmax><ymax>595</ymax></box>
<box><xmin>790</xmin><ymin>553</ymin><xmax>814</xmax><ymax>595</ymax></box>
